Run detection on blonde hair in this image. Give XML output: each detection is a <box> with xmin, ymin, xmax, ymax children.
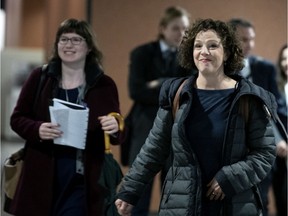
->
<box><xmin>158</xmin><ymin>6</ymin><xmax>190</xmax><ymax>39</ymax></box>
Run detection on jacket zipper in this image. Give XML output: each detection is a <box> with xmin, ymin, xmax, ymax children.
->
<box><xmin>176</xmin><ymin>91</ymin><xmax>202</xmax><ymax>215</ymax></box>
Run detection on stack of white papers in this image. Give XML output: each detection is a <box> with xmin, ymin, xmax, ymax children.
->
<box><xmin>49</xmin><ymin>98</ymin><xmax>89</xmax><ymax>149</ymax></box>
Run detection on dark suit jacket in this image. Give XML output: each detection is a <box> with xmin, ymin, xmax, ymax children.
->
<box><xmin>248</xmin><ymin>55</ymin><xmax>286</xmax><ymax>120</ymax></box>
<box><xmin>249</xmin><ymin>56</ymin><xmax>279</xmax><ymax>97</ymax></box>
<box><xmin>127</xmin><ymin>41</ymin><xmax>193</xmax><ymax>165</ymax></box>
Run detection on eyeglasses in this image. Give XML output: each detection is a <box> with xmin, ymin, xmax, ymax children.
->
<box><xmin>59</xmin><ymin>36</ymin><xmax>85</xmax><ymax>45</ymax></box>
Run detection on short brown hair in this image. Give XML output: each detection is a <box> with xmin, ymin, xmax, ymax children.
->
<box><xmin>50</xmin><ymin>18</ymin><xmax>103</xmax><ymax>65</ymax></box>
<box><xmin>158</xmin><ymin>6</ymin><xmax>190</xmax><ymax>39</ymax></box>
<box><xmin>178</xmin><ymin>18</ymin><xmax>244</xmax><ymax>75</ymax></box>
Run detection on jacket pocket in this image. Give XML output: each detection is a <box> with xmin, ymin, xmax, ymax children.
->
<box><xmin>225</xmin><ymin>188</ymin><xmax>262</xmax><ymax>216</ymax></box>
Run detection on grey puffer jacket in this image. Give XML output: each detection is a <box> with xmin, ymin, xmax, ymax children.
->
<box><xmin>117</xmin><ymin>75</ymin><xmax>280</xmax><ymax>216</ymax></box>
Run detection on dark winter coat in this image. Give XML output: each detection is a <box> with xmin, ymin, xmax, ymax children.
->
<box><xmin>9</xmin><ymin>61</ymin><xmax>124</xmax><ymax>216</ymax></box>
<box><xmin>117</xmin><ymin>75</ymin><xmax>281</xmax><ymax>216</ymax></box>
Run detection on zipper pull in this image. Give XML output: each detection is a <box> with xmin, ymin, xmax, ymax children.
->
<box><xmin>263</xmin><ymin>105</ymin><xmax>272</xmax><ymax>119</ymax></box>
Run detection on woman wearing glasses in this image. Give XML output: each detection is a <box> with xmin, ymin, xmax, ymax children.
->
<box><xmin>9</xmin><ymin>18</ymin><xmax>125</xmax><ymax>215</ymax></box>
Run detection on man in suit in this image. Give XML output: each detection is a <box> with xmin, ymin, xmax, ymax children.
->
<box><xmin>229</xmin><ymin>18</ymin><xmax>281</xmax><ymax>98</ymax></box>
<box><xmin>229</xmin><ymin>18</ymin><xmax>287</xmax><ymax>216</ymax></box>
<box><xmin>125</xmin><ymin>6</ymin><xmax>193</xmax><ymax>216</ymax></box>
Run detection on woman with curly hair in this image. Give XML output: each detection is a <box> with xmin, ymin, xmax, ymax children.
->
<box><xmin>115</xmin><ymin>19</ymin><xmax>284</xmax><ymax>216</ymax></box>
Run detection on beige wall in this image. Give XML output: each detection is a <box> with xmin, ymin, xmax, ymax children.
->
<box><xmin>6</xmin><ymin>0</ymin><xmax>287</xmax><ymax>115</ymax></box>
<box><xmin>91</xmin><ymin>0</ymin><xmax>287</xmax><ymax>115</ymax></box>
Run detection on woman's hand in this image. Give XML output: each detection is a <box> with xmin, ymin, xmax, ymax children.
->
<box><xmin>39</xmin><ymin>122</ymin><xmax>62</xmax><ymax>140</ymax></box>
<box><xmin>206</xmin><ymin>178</ymin><xmax>225</xmax><ymax>200</ymax></box>
<box><xmin>115</xmin><ymin>199</ymin><xmax>133</xmax><ymax>216</ymax></box>
<box><xmin>98</xmin><ymin>115</ymin><xmax>119</xmax><ymax>134</ymax></box>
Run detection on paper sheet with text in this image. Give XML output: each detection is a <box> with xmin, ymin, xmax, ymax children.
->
<box><xmin>49</xmin><ymin>98</ymin><xmax>89</xmax><ymax>149</ymax></box>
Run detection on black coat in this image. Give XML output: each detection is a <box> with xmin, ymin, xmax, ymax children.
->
<box><xmin>127</xmin><ymin>41</ymin><xmax>193</xmax><ymax>165</ymax></box>
<box><xmin>248</xmin><ymin>55</ymin><xmax>286</xmax><ymax>119</ymax></box>
<box><xmin>118</xmin><ymin>75</ymin><xmax>282</xmax><ymax>215</ymax></box>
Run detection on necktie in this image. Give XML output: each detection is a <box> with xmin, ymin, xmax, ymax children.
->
<box><xmin>163</xmin><ymin>50</ymin><xmax>175</xmax><ymax>72</ymax></box>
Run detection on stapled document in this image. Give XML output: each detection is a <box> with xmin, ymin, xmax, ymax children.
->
<box><xmin>49</xmin><ymin>98</ymin><xmax>89</xmax><ymax>149</ymax></box>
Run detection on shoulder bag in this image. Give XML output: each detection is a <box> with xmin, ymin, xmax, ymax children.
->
<box><xmin>3</xmin><ymin>64</ymin><xmax>47</xmax><ymax>212</ymax></box>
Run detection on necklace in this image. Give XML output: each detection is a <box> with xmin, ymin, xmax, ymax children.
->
<box><xmin>61</xmin><ymin>81</ymin><xmax>85</xmax><ymax>104</ymax></box>
<box><xmin>61</xmin><ymin>81</ymin><xmax>70</xmax><ymax>102</ymax></box>
<box><xmin>64</xmin><ymin>88</ymin><xmax>70</xmax><ymax>102</ymax></box>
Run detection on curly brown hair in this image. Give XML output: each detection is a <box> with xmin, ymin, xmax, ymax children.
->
<box><xmin>178</xmin><ymin>18</ymin><xmax>244</xmax><ymax>75</ymax></box>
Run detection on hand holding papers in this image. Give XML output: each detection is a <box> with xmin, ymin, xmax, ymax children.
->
<box><xmin>49</xmin><ymin>98</ymin><xmax>89</xmax><ymax>149</ymax></box>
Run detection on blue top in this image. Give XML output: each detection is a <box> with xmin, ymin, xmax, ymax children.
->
<box><xmin>52</xmin><ymin>87</ymin><xmax>85</xmax><ymax>214</ymax></box>
<box><xmin>54</xmin><ymin>87</ymin><xmax>79</xmax><ymax>192</ymax></box>
<box><xmin>185</xmin><ymin>87</ymin><xmax>235</xmax><ymax>215</ymax></box>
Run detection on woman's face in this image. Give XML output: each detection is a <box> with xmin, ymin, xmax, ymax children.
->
<box><xmin>280</xmin><ymin>47</ymin><xmax>288</xmax><ymax>77</ymax></box>
<box><xmin>193</xmin><ymin>30</ymin><xmax>227</xmax><ymax>76</ymax></box>
<box><xmin>57</xmin><ymin>33</ymin><xmax>90</xmax><ymax>64</ymax></box>
<box><xmin>161</xmin><ymin>16</ymin><xmax>189</xmax><ymax>48</ymax></box>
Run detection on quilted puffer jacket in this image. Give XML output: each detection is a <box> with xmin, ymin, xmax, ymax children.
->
<box><xmin>117</xmin><ymin>75</ymin><xmax>282</xmax><ymax>216</ymax></box>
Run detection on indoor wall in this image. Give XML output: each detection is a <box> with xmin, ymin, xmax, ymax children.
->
<box><xmin>5</xmin><ymin>0</ymin><xmax>287</xmax><ymax>116</ymax></box>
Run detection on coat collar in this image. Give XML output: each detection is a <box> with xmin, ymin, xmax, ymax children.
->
<box><xmin>46</xmin><ymin>59</ymin><xmax>104</xmax><ymax>88</ymax></box>
<box><xmin>177</xmin><ymin>73</ymin><xmax>278</xmax><ymax>119</ymax></box>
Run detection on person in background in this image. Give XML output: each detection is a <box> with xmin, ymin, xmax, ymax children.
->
<box><xmin>272</xmin><ymin>44</ymin><xmax>288</xmax><ymax>216</ymax></box>
<box><xmin>115</xmin><ymin>18</ymin><xmax>282</xmax><ymax>216</ymax></box>
<box><xmin>9</xmin><ymin>18</ymin><xmax>124</xmax><ymax>216</ymax></box>
<box><xmin>275</xmin><ymin>44</ymin><xmax>288</xmax><ymax>127</ymax></box>
<box><xmin>125</xmin><ymin>6</ymin><xmax>193</xmax><ymax>216</ymax></box>
<box><xmin>228</xmin><ymin>18</ymin><xmax>287</xmax><ymax>216</ymax></box>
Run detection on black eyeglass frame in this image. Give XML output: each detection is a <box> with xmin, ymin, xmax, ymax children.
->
<box><xmin>58</xmin><ymin>36</ymin><xmax>86</xmax><ymax>45</ymax></box>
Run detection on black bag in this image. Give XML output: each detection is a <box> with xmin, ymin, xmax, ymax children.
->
<box><xmin>98</xmin><ymin>112</ymin><xmax>124</xmax><ymax>216</ymax></box>
<box><xmin>3</xmin><ymin>148</ymin><xmax>25</xmax><ymax>213</ymax></box>
<box><xmin>120</xmin><ymin>104</ymin><xmax>136</xmax><ymax>166</ymax></box>
<box><xmin>3</xmin><ymin>64</ymin><xmax>47</xmax><ymax>214</ymax></box>
<box><xmin>98</xmin><ymin>153</ymin><xmax>123</xmax><ymax>216</ymax></box>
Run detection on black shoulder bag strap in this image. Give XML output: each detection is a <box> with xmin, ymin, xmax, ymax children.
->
<box><xmin>33</xmin><ymin>64</ymin><xmax>47</xmax><ymax>112</ymax></box>
<box><xmin>167</xmin><ymin>79</ymin><xmax>188</xmax><ymax>185</ymax></box>
<box><xmin>13</xmin><ymin>64</ymin><xmax>48</xmax><ymax>160</ymax></box>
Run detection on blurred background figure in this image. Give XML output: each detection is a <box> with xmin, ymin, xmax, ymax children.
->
<box><xmin>124</xmin><ymin>6</ymin><xmax>193</xmax><ymax>216</ymax></box>
<box><xmin>228</xmin><ymin>18</ymin><xmax>283</xmax><ymax>104</ymax></box>
<box><xmin>272</xmin><ymin>44</ymin><xmax>287</xmax><ymax>216</ymax></box>
<box><xmin>228</xmin><ymin>18</ymin><xmax>287</xmax><ymax>216</ymax></box>
<box><xmin>275</xmin><ymin>44</ymin><xmax>288</xmax><ymax>128</ymax></box>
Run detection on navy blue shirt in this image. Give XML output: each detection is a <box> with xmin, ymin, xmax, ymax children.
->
<box><xmin>52</xmin><ymin>87</ymin><xmax>86</xmax><ymax>215</ymax></box>
<box><xmin>54</xmin><ymin>87</ymin><xmax>79</xmax><ymax>193</ymax></box>
<box><xmin>185</xmin><ymin>87</ymin><xmax>234</xmax><ymax>216</ymax></box>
